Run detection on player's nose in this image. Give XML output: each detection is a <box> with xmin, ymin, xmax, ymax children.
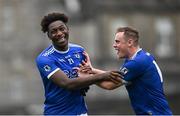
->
<box><xmin>57</xmin><ymin>30</ymin><xmax>63</xmax><ymax>36</ymax></box>
<box><xmin>113</xmin><ymin>43</ymin><xmax>117</xmax><ymax>48</ymax></box>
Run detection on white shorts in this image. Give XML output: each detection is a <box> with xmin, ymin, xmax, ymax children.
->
<box><xmin>79</xmin><ymin>113</ymin><xmax>88</xmax><ymax>116</ymax></box>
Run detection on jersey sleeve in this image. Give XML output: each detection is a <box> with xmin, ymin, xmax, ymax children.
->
<box><xmin>36</xmin><ymin>56</ymin><xmax>60</xmax><ymax>79</ymax></box>
<box><xmin>120</xmin><ymin>60</ymin><xmax>145</xmax><ymax>82</ymax></box>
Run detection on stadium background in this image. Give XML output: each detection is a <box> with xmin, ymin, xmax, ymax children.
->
<box><xmin>0</xmin><ymin>0</ymin><xmax>180</xmax><ymax>114</ymax></box>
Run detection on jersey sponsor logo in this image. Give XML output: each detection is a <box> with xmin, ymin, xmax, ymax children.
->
<box><xmin>63</xmin><ymin>70</ymin><xmax>69</xmax><ymax>76</ymax></box>
<box><xmin>63</xmin><ymin>68</ymin><xmax>78</xmax><ymax>78</ymax></box>
<box><xmin>119</xmin><ymin>67</ymin><xmax>129</xmax><ymax>76</ymax></box>
<box><xmin>44</xmin><ymin>65</ymin><xmax>51</xmax><ymax>72</ymax></box>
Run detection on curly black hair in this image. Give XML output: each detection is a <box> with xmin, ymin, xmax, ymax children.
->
<box><xmin>41</xmin><ymin>12</ymin><xmax>68</xmax><ymax>33</ymax></box>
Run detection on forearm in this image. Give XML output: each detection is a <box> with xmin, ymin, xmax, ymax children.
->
<box><xmin>91</xmin><ymin>68</ymin><xmax>106</xmax><ymax>74</ymax></box>
<box><xmin>90</xmin><ymin>68</ymin><xmax>128</xmax><ymax>89</ymax></box>
<box><xmin>64</xmin><ymin>73</ymin><xmax>108</xmax><ymax>90</ymax></box>
<box><xmin>91</xmin><ymin>69</ymin><xmax>123</xmax><ymax>90</ymax></box>
<box><xmin>96</xmin><ymin>81</ymin><xmax>123</xmax><ymax>90</ymax></box>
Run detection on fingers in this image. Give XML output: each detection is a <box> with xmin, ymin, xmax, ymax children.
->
<box><xmin>81</xmin><ymin>60</ymin><xmax>86</xmax><ymax>66</ymax></box>
<box><xmin>111</xmin><ymin>71</ymin><xmax>123</xmax><ymax>78</ymax></box>
<box><xmin>109</xmin><ymin>74</ymin><xmax>122</xmax><ymax>84</ymax></box>
<box><xmin>79</xmin><ymin>63</ymin><xmax>83</xmax><ymax>68</ymax></box>
<box><xmin>108</xmin><ymin>71</ymin><xmax>124</xmax><ymax>84</ymax></box>
<box><xmin>78</xmin><ymin>62</ymin><xmax>92</xmax><ymax>74</ymax></box>
<box><xmin>83</xmin><ymin>52</ymin><xmax>92</xmax><ymax>67</ymax></box>
<box><xmin>109</xmin><ymin>77</ymin><xmax>121</xmax><ymax>84</ymax></box>
<box><xmin>79</xmin><ymin>60</ymin><xmax>90</xmax><ymax>69</ymax></box>
<box><xmin>81</xmin><ymin>67</ymin><xmax>92</xmax><ymax>73</ymax></box>
<box><xmin>83</xmin><ymin>52</ymin><xmax>90</xmax><ymax>63</ymax></box>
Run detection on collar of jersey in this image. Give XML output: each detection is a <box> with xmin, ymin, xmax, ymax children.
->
<box><xmin>52</xmin><ymin>45</ymin><xmax>70</xmax><ymax>54</ymax></box>
<box><xmin>130</xmin><ymin>47</ymin><xmax>142</xmax><ymax>60</ymax></box>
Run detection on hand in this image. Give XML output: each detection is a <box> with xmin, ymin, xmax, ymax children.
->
<box><xmin>79</xmin><ymin>61</ymin><xmax>94</xmax><ymax>74</ymax></box>
<box><xmin>73</xmin><ymin>67</ymin><xmax>93</xmax><ymax>78</ymax></box>
<box><xmin>107</xmin><ymin>71</ymin><xmax>124</xmax><ymax>84</ymax></box>
<box><xmin>78</xmin><ymin>70</ymin><xmax>93</xmax><ymax>78</ymax></box>
<box><xmin>83</xmin><ymin>52</ymin><xmax>92</xmax><ymax>68</ymax></box>
<box><xmin>81</xmin><ymin>52</ymin><xmax>95</xmax><ymax>74</ymax></box>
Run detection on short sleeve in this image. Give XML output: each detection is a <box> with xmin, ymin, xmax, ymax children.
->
<box><xmin>120</xmin><ymin>60</ymin><xmax>144</xmax><ymax>82</ymax></box>
<box><xmin>36</xmin><ymin>56</ymin><xmax>60</xmax><ymax>79</ymax></box>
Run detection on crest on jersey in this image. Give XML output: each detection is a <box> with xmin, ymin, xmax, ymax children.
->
<box><xmin>44</xmin><ymin>65</ymin><xmax>51</xmax><ymax>72</ymax></box>
<box><xmin>74</xmin><ymin>53</ymin><xmax>80</xmax><ymax>58</ymax></box>
<box><xmin>120</xmin><ymin>67</ymin><xmax>129</xmax><ymax>75</ymax></box>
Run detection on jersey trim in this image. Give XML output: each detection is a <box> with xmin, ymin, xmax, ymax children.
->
<box><xmin>53</xmin><ymin>46</ymin><xmax>70</xmax><ymax>54</ymax></box>
<box><xmin>130</xmin><ymin>48</ymin><xmax>142</xmax><ymax>60</ymax></box>
<box><xmin>153</xmin><ymin>60</ymin><xmax>163</xmax><ymax>82</ymax></box>
<box><xmin>47</xmin><ymin>68</ymin><xmax>60</xmax><ymax>79</ymax></box>
<box><xmin>42</xmin><ymin>47</ymin><xmax>55</xmax><ymax>56</ymax></box>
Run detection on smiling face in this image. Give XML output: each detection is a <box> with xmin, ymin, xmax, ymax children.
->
<box><xmin>113</xmin><ymin>32</ymin><xmax>130</xmax><ymax>59</ymax></box>
<box><xmin>48</xmin><ymin>20</ymin><xmax>69</xmax><ymax>51</ymax></box>
<box><xmin>113</xmin><ymin>27</ymin><xmax>140</xmax><ymax>59</ymax></box>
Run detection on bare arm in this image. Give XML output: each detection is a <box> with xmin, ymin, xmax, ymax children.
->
<box><xmin>92</xmin><ymin>68</ymin><xmax>124</xmax><ymax>90</ymax></box>
<box><xmin>50</xmin><ymin>69</ymin><xmax>122</xmax><ymax>90</ymax></box>
<box><xmin>81</xmin><ymin>52</ymin><xmax>124</xmax><ymax>90</ymax></box>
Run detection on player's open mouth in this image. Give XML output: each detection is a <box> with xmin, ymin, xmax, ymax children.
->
<box><xmin>56</xmin><ymin>37</ymin><xmax>66</xmax><ymax>43</ymax></box>
<box><xmin>116</xmin><ymin>50</ymin><xmax>121</xmax><ymax>55</ymax></box>
<box><xmin>117</xmin><ymin>51</ymin><xmax>120</xmax><ymax>54</ymax></box>
<box><xmin>114</xmin><ymin>49</ymin><xmax>119</xmax><ymax>53</ymax></box>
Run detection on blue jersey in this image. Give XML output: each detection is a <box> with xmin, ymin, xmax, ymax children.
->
<box><xmin>120</xmin><ymin>49</ymin><xmax>172</xmax><ymax>115</ymax></box>
<box><xmin>36</xmin><ymin>43</ymin><xmax>87</xmax><ymax>115</ymax></box>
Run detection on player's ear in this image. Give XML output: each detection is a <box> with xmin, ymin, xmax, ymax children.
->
<box><xmin>47</xmin><ymin>31</ymin><xmax>51</xmax><ymax>40</ymax></box>
<box><xmin>127</xmin><ymin>39</ymin><xmax>133</xmax><ymax>46</ymax></box>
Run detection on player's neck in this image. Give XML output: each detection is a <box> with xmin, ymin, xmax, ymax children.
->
<box><xmin>128</xmin><ymin>46</ymin><xmax>141</xmax><ymax>60</ymax></box>
<box><xmin>53</xmin><ymin>44</ymin><xmax>69</xmax><ymax>52</ymax></box>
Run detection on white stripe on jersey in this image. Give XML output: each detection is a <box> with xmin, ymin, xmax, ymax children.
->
<box><xmin>146</xmin><ymin>52</ymin><xmax>163</xmax><ymax>82</ymax></box>
<box><xmin>47</xmin><ymin>68</ymin><xmax>60</xmax><ymax>79</ymax></box>
<box><xmin>153</xmin><ymin>60</ymin><xmax>163</xmax><ymax>82</ymax></box>
<box><xmin>42</xmin><ymin>47</ymin><xmax>55</xmax><ymax>56</ymax></box>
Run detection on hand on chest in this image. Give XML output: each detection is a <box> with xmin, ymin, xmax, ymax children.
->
<box><xmin>55</xmin><ymin>52</ymin><xmax>84</xmax><ymax>78</ymax></box>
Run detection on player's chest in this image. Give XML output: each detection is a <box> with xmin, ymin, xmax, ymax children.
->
<box><xmin>54</xmin><ymin>53</ymin><xmax>83</xmax><ymax>78</ymax></box>
<box><xmin>54</xmin><ymin>52</ymin><xmax>83</xmax><ymax>68</ymax></box>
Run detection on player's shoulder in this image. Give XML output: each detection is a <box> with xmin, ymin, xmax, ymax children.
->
<box><xmin>69</xmin><ymin>43</ymin><xmax>85</xmax><ymax>51</ymax></box>
<box><xmin>134</xmin><ymin>49</ymin><xmax>154</xmax><ymax>66</ymax></box>
<box><xmin>38</xmin><ymin>45</ymin><xmax>55</xmax><ymax>56</ymax></box>
<box><xmin>36</xmin><ymin>45</ymin><xmax>54</xmax><ymax>63</ymax></box>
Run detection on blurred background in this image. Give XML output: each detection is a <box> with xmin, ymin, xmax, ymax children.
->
<box><xmin>0</xmin><ymin>0</ymin><xmax>180</xmax><ymax>115</ymax></box>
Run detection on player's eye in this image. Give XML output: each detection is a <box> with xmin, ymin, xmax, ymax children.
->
<box><xmin>50</xmin><ymin>29</ymin><xmax>57</xmax><ymax>34</ymax></box>
<box><xmin>59</xmin><ymin>27</ymin><xmax>66</xmax><ymax>31</ymax></box>
<box><xmin>115</xmin><ymin>40</ymin><xmax>120</xmax><ymax>43</ymax></box>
